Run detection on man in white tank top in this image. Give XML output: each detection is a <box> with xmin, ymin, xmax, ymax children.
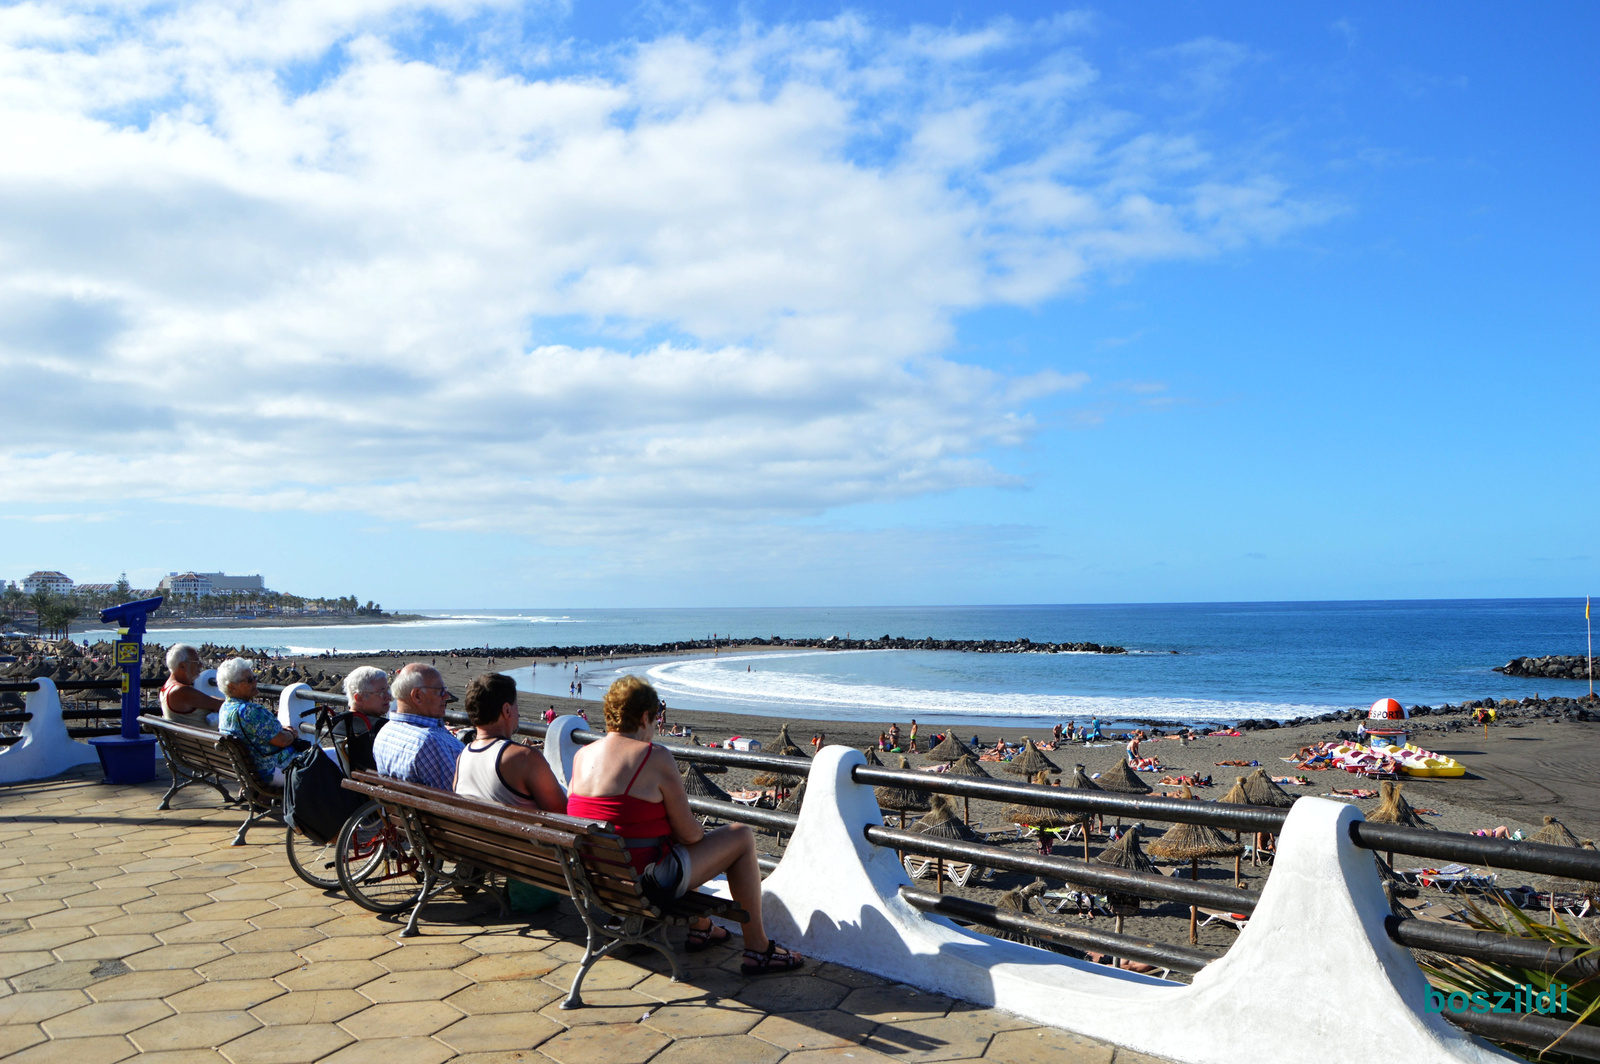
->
<box><xmin>453</xmin><ymin>674</ymin><xmax>567</xmax><ymax>813</ymax></box>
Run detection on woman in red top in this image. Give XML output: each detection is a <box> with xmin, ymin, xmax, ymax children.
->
<box><xmin>567</xmin><ymin>676</ymin><xmax>802</xmax><ymax>975</ymax></box>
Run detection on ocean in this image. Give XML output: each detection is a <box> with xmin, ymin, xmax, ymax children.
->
<box><xmin>78</xmin><ymin>599</ymin><xmax>1594</xmax><ymax>729</ymax></box>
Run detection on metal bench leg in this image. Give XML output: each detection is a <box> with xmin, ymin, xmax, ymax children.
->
<box><xmin>157</xmin><ymin>772</ymin><xmax>187</xmax><ymax>811</ymax></box>
<box><xmin>650</xmin><ymin>925</ymin><xmax>684</xmax><ymax>983</ymax></box>
<box><xmin>402</xmin><ymin>864</ymin><xmax>441</xmax><ymax>938</ymax></box>
<box><xmin>233</xmin><ymin>802</ymin><xmax>275</xmax><ymax>846</ymax></box>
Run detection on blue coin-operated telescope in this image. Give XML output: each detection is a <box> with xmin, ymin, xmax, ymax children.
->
<box><xmin>91</xmin><ymin>596</ymin><xmax>165</xmax><ymax>784</ymax></box>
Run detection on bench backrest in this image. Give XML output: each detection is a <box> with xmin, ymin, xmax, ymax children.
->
<box><xmin>344</xmin><ymin>770</ymin><xmax>659</xmax><ymax>919</ymax></box>
<box><xmin>140</xmin><ymin>714</ymin><xmax>277</xmax><ymax>799</ymax></box>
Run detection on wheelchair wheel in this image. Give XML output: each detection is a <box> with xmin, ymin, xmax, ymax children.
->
<box><xmin>335</xmin><ymin>801</ymin><xmax>425</xmax><ymax>914</ymax></box>
<box><xmin>285</xmin><ymin>824</ymin><xmax>343</xmax><ymax>890</ymax></box>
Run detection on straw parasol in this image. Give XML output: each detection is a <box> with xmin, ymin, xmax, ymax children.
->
<box><xmin>993</xmin><ymin>880</ymin><xmax>1049</xmax><ymax>946</ymax></box>
<box><xmin>1096</xmin><ymin>758</ymin><xmax>1153</xmax><ymax>796</ymax></box>
<box><xmin>1093</xmin><ymin>824</ymin><xmax>1159</xmax><ymax>934</ymax></box>
<box><xmin>1060</xmin><ymin>764</ymin><xmax>1103</xmax><ymax>859</ymax></box>
<box><xmin>1005</xmin><ymin>738</ymin><xmax>1060</xmax><ymax>777</ymax></box>
<box><xmin>944</xmin><ymin>753</ymin><xmax>990</xmax><ymax>824</ymax></box>
<box><xmin>1217</xmin><ymin>775</ymin><xmax>1253</xmax><ymax>884</ymax></box>
<box><xmin>773</xmin><ymin>723</ymin><xmax>808</xmax><ymax>759</ymax></box>
<box><xmin>1145</xmin><ymin>787</ymin><xmax>1244</xmax><ymax>943</ymax></box>
<box><xmin>1529</xmin><ymin>815</ymin><xmax>1584</xmax><ymax>923</ymax></box>
<box><xmin>1366</xmin><ymin>781</ymin><xmax>1431</xmax><ymax>829</ymax></box>
<box><xmin>1002</xmin><ymin>771</ymin><xmax>1087</xmax><ymax>856</ymax></box>
<box><xmin>862</xmin><ymin>746</ymin><xmax>885</xmax><ymax>766</ymax></box>
<box><xmin>912</xmin><ymin>794</ymin><xmax>981</xmax><ymax>892</ymax></box>
<box><xmin>778</xmin><ymin>779</ymin><xmax>808</xmax><ymax>814</ymax></box>
<box><xmin>875</xmin><ymin>755</ymin><xmax>932</xmax><ymax>828</ymax></box>
<box><xmin>681</xmin><ymin>762</ymin><xmax>732</xmax><ymax>803</ymax></box>
<box><xmin>1242</xmin><ymin>768</ymin><xmax>1297</xmax><ymax>808</ymax></box>
<box><xmin>928</xmin><ymin>731</ymin><xmax>976</xmax><ymax>763</ymax></box>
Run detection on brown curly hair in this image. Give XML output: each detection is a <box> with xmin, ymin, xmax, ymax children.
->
<box><xmin>603</xmin><ymin>675</ymin><xmax>660</xmax><ymax>733</ymax></box>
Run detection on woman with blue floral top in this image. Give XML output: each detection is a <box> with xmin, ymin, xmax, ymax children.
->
<box><xmin>217</xmin><ymin>657</ymin><xmax>300</xmax><ymax>786</ymax></box>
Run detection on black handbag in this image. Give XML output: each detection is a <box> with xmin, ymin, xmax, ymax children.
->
<box><xmin>284</xmin><ymin>744</ymin><xmax>365</xmax><ymax>845</ymax></box>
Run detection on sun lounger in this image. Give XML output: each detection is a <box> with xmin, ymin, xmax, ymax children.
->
<box><xmin>1197</xmin><ymin>908</ymin><xmax>1249</xmax><ymax>931</ymax></box>
<box><xmin>903</xmin><ymin>855</ymin><xmax>980</xmax><ymax>887</ymax></box>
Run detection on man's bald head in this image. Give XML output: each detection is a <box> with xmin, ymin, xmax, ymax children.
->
<box><xmin>392</xmin><ymin>663</ymin><xmax>447</xmax><ymax>717</ymax></box>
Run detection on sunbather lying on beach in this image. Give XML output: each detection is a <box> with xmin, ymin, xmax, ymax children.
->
<box><xmin>1215</xmin><ymin>759</ymin><xmax>1258</xmax><ymax>767</ymax></box>
<box><xmin>1473</xmin><ymin>825</ymin><xmax>1513</xmax><ymax>838</ymax></box>
<box><xmin>1329</xmin><ymin>787</ymin><xmax>1378</xmax><ymax>798</ymax></box>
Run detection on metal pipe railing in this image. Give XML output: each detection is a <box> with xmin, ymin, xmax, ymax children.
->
<box><xmin>865</xmin><ymin>824</ymin><xmax>1260</xmax><ymax>913</ymax></box>
<box><xmin>899</xmin><ymin>887</ymin><xmax>1217</xmax><ymax>974</ymax></box>
<box><xmin>1387</xmin><ymin>917</ymin><xmax>1600</xmax><ymax>979</ymax></box>
<box><xmin>1352</xmin><ymin>821</ymin><xmax>1600</xmax><ymax>883</ymax></box>
<box><xmin>1445</xmin><ymin>1007</ymin><xmax>1600</xmax><ymax>1059</ymax></box>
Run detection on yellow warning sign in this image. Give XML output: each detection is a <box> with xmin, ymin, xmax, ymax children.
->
<box><xmin>116</xmin><ymin>642</ymin><xmax>140</xmax><ymax>664</ymax></box>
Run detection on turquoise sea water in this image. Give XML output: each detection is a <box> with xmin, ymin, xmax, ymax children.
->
<box><xmin>81</xmin><ymin>599</ymin><xmax>1594</xmax><ymax>728</ymax></box>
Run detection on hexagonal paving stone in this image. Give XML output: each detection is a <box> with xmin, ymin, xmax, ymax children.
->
<box><xmin>196</xmin><ymin>952</ymin><xmax>303</xmax><ymax>981</ymax></box>
<box><xmin>1</xmin><ymin>1033</ymin><xmax>138</xmax><ymax>1064</ymax></box>
<box><xmin>984</xmin><ymin>1027</ymin><xmax>1116</xmax><ymax>1064</ymax></box>
<box><xmin>128</xmin><ymin>1009</ymin><xmax>261</xmax><ymax>1052</ymax></box>
<box><xmin>357</xmin><ymin>968</ymin><xmax>471</xmax><ymax>1003</ymax></box>
<box><xmin>782</xmin><ymin>1047</ymin><xmax>904</xmax><ymax>1064</ymax></box>
<box><xmin>55</xmin><ymin>934</ymin><xmax>165</xmax><ymax>961</ymax></box>
<box><xmin>151</xmin><ymin>877</ymin><xmax>236</xmax><ymax>896</ymax></box>
<box><xmin>459</xmin><ymin>931</ymin><xmax>556</xmax><ymax>955</ymax></box>
<box><xmin>215</xmin><ymin>1022</ymin><xmax>353</xmax><ymax>1064</ymax></box>
<box><xmin>541</xmin><ymin>958</ymin><xmax>649</xmax><ymax>993</ymax></box>
<box><xmin>866</xmin><ymin>1016</ymin><xmax>996</xmax><ymax>1063</ymax></box>
<box><xmin>435</xmin><ymin>1011</ymin><xmax>564</xmax><ymax>1052</ymax></box>
<box><xmin>249</xmin><ymin>989</ymin><xmax>370</xmax><ymax>1026</ymax></box>
<box><xmin>811</xmin><ymin>962</ymin><xmax>891</xmax><ymax>988</ymax></box>
<box><xmin>223</xmin><ymin>928</ymin><xmax>324</xmax><ymax>954</ymax></box>
<box><xmin>0</xmin><ymin>951</ymin><xmax>58</xmax><ymax>980</ymax></box>
<box><xmin>750</xmin><ymin>1008</ymin><xmax>877</xmax><ymax>1051</ymax></box>
<box><xmin>0</xmin><ymin>989</ymin><xmax>92</xmax><ymax>1025</ymax></box>
<box><xmin>536</xmin><ymin>988</ymin><xmax>657</xmax><ymax>1028</ymax></box>
<box><xmin>374</xmin><ymin>941</ymin><xmax>476</xmax><ymax>971</ymax></box>
<box><xmin>42</xmin><ymin>998</ymin><xmax>174</xmax><ymax>1038</ymax></box>
<box><xmin>125</xmin><ymin>943</ymin><xmax>234</xmax><ymax>971</ymax></box>
<box><xmin>34</xmin><ymin>906</ymin><xmax>126</xmax><ymax>928</ymax></box>
<box><xmin>296</xmin><ymin>937</ymin><xmax>398</xmax><ymax>963</ymax></box>
<box><xmin>0</xmin><ymin>927</ymin><xmax>92</xmax><ymax>953</ymax></box>
<box><xmin>159</xmin><ymin>921</ymin><xmax>258</xmax><ymax>945</ymax></box>
<box><xmin>444</xmin><ymin>976</ymin><xmax>564</xmax><ymax>1015</ymax></box>
<box><xmin>454</xmin><ymin>952</ymin><xmax>563</xmax><ymax>984</ymax></box>
<box><xmin>634</xmin><ymin>968</ymin><xmax>746</xmax><ymax>1004</ymax></box>
<box><xmin>735</xmin><ymin>974</ymin><xmax>852</xmax><ymax>1014</ymax></box>
<box><xmin>318</xmin><ymin>1037</ymin><xmax>457</xmax><ymax>1064</ymax></box>
<box><xmin>247</xmin><ymin>907</ymin><xmax>335</xmax><ymax>930</ymax></box>
<box><xmin>338</xmin><ymin>1000</ymin><xmax>462</xmax><ymax>1039</ymax></box>
<box><xmin>649</xmin><ymin>1034</ymin><xmax>787</xmax><ymax>1064</ymax></box>
<box><xmin>89</xmin><ymin>968</ymin><xmax>206</xmax><ymax>1002</ymax></box>
<box><xmin>68</xmin><ymin>888</ymin><xmax>152</xmax><ymax>907</ymax></box>
<box><xmin>538</xmin><ymin>1022</ymin><xmax>667</xmax><ymax>1064</ymax></box>
<box><xmin>87</xmin><ymin>912</ymin><xmax>190</xmax><ymax>936</ymax></box>
<box><xmin>837</xmin><ymin>984</ymin><xmax>954</xmax><ymax>1023</ymax></box>
<box><xmin>166</xmin><ymin>978</ymin><xmax>286</xmax><ymax>1013</ymax></box>
<box><xmin>275</xmin><ymin>960</ymin><xmax>388</xmax><ymax>992</ymax></box>
<box><xmin>643</xmin><ymin>1001</ymin><xmax>766</xmax><ymax>1038</ymax></box>
<box><xmin>0</xmin><ymin>1022</ymin><xmax>46</xmax><ymax>1057</ymax></box>
<box><xmin>13</xmin><ymin>959</ymin><xmax>124</xmax><ymax>992</ymax></box>
<box><xmin>181</xmin><ymin>901</ymin><xmax>279</xmax><ymax>924</ymax></box>
<box><xmin>942</xmin><ymin>1003</ymin><xmax>1036</xmax><ymax>1037</ymax></box>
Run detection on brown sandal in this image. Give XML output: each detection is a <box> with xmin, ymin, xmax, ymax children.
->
<box><xmin>685</xmin><ymin>924</ymin><xmax>731</xmax><ymax>952</ymax></box>
<box><xmin>741</xmin><ymin>941</ymin><xmax>804</xmax><ymax>975</ymax></box>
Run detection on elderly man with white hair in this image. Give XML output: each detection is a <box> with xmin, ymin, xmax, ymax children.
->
<box><xmin>371</xmin><ymin>663</ymin><xmax>464</xmax><ymax>791</ymax></box>
<box><xmin>160</xmin><ymin>644</ymin><xmax>222</xmax><ymax>729</ymax></box>
<box><xmin>217</xmin><ymin>657</ymin><xmax>299</xmax><ymax>787</ymax></box>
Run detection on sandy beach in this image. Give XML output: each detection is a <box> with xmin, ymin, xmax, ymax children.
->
<box><xmin>322</xmin><ymin>647</ymin><xmax>1600</xmax><ymax>961</ymax></box>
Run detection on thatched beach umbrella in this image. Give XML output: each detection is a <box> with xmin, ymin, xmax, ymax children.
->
<box><xmin>1005</xmin><ymin>738</ymin><xmax>1060</xmax><ymax>777</ymax></box>
<box><xmin>1217</xmin><ymin>776</ymin><xmax>1253</xmax><ymax>884</ymax></box>
<box><xmin>773</xmin><ymin>723</ymin><xmax>808</xmax><ymax>759</ymax></box>
<box><xmin>928</xmin><ymin>732</ymin><xmax>976</xmax><ymax>763</ymax></box>
<box><xmin>1146</xmin><ymin>787</ymin><xmax>1244</xmax><ymax>944</ymax></box>
<box><xmin>993</xmin><ymin>879</ymin><xmax>1050</xmax><ymax>946</ymax></box>
<box><xmin>777</xmin><ymin>779</ymin><xmax>808</xmax><ymax>814</ymax></box>
<box><xmin>1096</xmin><ymin>759</ymin><xmax>1153</xmax><ymax>796</ymax></box>
<box><xmin>875</xmin><ymin>755</ymin><xmax>932</xmax><ymax>828</ymax></box>
<box><xmin>681</xmin><ymin>762</ymin><xmax>732</xmax><ymax>803</ymax></box>
<box><xmin>862</xmin><ymin>745</ymin><xmax>885</xmax><ymax>766</ymax></box>
<box><xmin>912</xmin><ymin>795</ymin><xmax>981</xmax><ymax>892</ymax></box>
<box><xmin>1529</xmin><ymin>815</ymin><xmax>1584</xmax><ymax>924</ymax></box>
<box><xmin>1060</xmin><ymin>764</ymin><xmax>1104</xmax><ymax>859</ymax></box>
<box><xmin>1366</xmin><ymin>781</ymin><xmax>1431</xmax><ymax>829</ymax></box>
<box><xmin>1093</xmin><ymin>824</ymin><xmax>1159</xmax><ymax>934</ymax></box>
<box><xmin>1003</xmin><ymin>771</ymin><xmax>1087</xmax><ymax>855</ymax></box>
<box><xmin>944</xmin><ymin>753</ymin><xmax>990</xmax><ymax>824</ymax></box>
<box><xmin>1242</xmin><ymin>768</ymin><xmax>1297</xmax><ymax>808</ymax></box>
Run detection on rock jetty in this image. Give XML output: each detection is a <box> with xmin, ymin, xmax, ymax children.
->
<box><xmin>1494</xmin><ymin>655</ymin><xmax>1595</xmax><ymax>681</ymax></box>
<box><xmin>439</xmin><ymin>635</ymin><xmax>1127</xmax><ymax>658</ymax></box>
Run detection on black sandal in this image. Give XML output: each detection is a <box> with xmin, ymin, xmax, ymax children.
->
<box><xmin>741</xmin><ymin>941</ymin><xmax>804</xmax><ymax>975</ymax></box>
<box><xmin>685</xmin><ymin>923</ymin><xmax>731</xmax><ymax>952</ymax></box>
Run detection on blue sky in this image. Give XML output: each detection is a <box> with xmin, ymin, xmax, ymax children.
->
<box><xmin>0</xmin><ymin>2</ymin><xmax>1594</xmax><ymax>608</ymax></box>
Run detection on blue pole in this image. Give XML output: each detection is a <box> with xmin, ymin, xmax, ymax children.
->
<box><xmin>93</xmin><ymin>596</ymin><xmax>165</xmax><ymax>783</ymax></box>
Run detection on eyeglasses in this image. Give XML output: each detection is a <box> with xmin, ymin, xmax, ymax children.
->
<box><xmin>419</xmin><ymin>686</ymin><xmax>450</xmax><ymax>696</ymax></box>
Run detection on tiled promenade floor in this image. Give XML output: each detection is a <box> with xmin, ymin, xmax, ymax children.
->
<box><xmin>1</xmin><ymin>767</ymin><xmax>1164</xmax><ymax>1064</ymax></box>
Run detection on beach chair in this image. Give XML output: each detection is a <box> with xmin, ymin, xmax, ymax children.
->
<box><xmin>1197</xmin><ymin>909</ymin><xmax>1249</xmax><ymax>931</ymax></box>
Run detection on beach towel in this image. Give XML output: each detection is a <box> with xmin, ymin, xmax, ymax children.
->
<box><xmin>1215</xmin><ymin>760</ymin><xmax>1258</xmax><ymax>767</ymax></box>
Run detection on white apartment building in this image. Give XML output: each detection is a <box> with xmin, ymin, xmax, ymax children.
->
<box><xmin>156</xmin><ymin>572</ymin><xmax>268</xmax><ymax>598</ymax></box>
<box><xmin>22</xmin><ymin>571</ymin><xmax>74</xmax><ymax>595</ymax></box>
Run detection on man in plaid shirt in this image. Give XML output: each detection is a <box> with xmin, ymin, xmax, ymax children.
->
<box><xmin>372</xmin><ymin>664</ymin><xmax>464</xmax><ymax>791</ymax></box>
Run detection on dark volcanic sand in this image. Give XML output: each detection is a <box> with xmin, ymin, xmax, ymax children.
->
<box><xmin>329</xmin><ymin>650</ymin><xmax>1600</xmax><ymax>964</ymax></box>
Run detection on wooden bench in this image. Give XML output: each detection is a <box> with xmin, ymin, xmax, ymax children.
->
<box><xmin>341</xmin><ymin>770</ymin><xmax>748</xmax><ymax>1008</ymax></box>
<box><xmin>139</xmin><ymin>714</ymin><xmax>284</xmax><ymax>846</ymax></box>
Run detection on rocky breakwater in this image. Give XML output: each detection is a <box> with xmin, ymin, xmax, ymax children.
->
<box><xmin>1495</xmin><ymin>655</ymin><xmax>1595</xmax><ymax>681</ymax></box>
<box><xmin>0</xmin><ymin>640</ymin><xmax>346</xmax><ymax>697</ymax></box>
<box><xmin>435</xmin><ymin>635</ymin><xmax>1128</xmax><ymax>659</ymax></box>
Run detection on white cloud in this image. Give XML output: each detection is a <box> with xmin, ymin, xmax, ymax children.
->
<box><xmin>0</xmin><ymin>3</ymin><xmax>1327</xmax><ymax>551</ymax></box>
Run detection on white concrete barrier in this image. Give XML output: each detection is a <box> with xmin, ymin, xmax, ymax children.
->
<box><xmin>195</xmin><ymin>668</ymin><xmax>223</xmax><ymax>701</ymax></box>
<box><xmin>544</xmin><ymin>714</ymin><xmax>585</xmax><ymax>792</ymax></box>
<box><xmin>0</xmin><ymin>678</ymin><xmax>102</xmax><ymax>783</ymax></box>
<box><xmin>278</xmin><ymin>682</ymin><xmax>318</xmax><ymax>733</ymax></box>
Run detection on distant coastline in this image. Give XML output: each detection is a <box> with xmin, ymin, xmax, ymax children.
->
<box><xmin>143</xmin><ymin>613</ymin><xmax>426</xmax><ymax>630</ymax></box>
